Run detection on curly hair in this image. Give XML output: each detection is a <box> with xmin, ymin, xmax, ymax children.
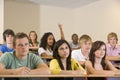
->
<box><xmin>40</xmin><ymin>32</ymin><xmax>55</xmax><ymax>51</ymax></box>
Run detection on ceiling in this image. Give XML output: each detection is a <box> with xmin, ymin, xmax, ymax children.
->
<box><xmin>13</xmin><ymin>0</ymin><xmax>100</xmax><ymax>8</ymax></box>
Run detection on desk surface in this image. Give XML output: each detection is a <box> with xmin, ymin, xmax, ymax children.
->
<box><xmin>0</xmin><ymin>74</ymin><xmax>119</xmax><ymax>78</ymax></box>
<box><xmin>106</xmin><ymin>56</ymin><xmax>120</xmax><ymax>61</ymax></box>
<box><xmin>41</xmin><ymin>56</ymin><xmax>53</xmax><ymax>59</ymax></box>
<box><xmin>29</xmin><ymin>47</ymin><xmax>38</xmax><ymax>50</ymax></box>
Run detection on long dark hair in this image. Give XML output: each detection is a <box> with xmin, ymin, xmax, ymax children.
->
<box><xmin>53</xmin><ymin>39</ymin><xmax>72</xmax><ymax>70</ymax></box>
<box><xmin>89</xmin><ymin>41</ymin><xmax>106</xmax><ymax>70</ymax></box>
<box><xmin>40</xmin><ymin>32</ymin><xmax>56</xmax><ymax>50</ymax></box>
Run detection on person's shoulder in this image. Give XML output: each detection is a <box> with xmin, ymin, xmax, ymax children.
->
<box><xmin>28</xmin><ymin>53</ymin><xmax>42</xmax><ymax>61</ymax></box>
<box><xmin>50</xmin><ymin>59</ymin><xmax>59</xmax><ymax>66</ymax></box>
<box><xmin>106</xmin><ymin>44</ymin><xmax>111</xmax><ymax>48</ymax></box>
<box><xmin>0</xmin><ymin>44</ymin><xmax>7</xmax><ymax>48</ymax></box>
<box><xmin>105</xmin><ymin>59</ymin><xmax>110</xmax><ymax>63</ymax></box>
<box><xmin>71</xmin><ymin>58</ymin><xmax>78</xmax><ymax>63</ymax></box>
<box><xmin>71</xmin><ymin>58</ymin><xmax>77</xmax><ymax>61</ymax></box>
<box><xmin>28</xmin><ymin>52</ymin><xmax>38</xmax><ymax>57</ymax></box>
<box><xmin>1</xmin><ymin>52</ymin><xmax>14</xmax><ymax>59</ymax></box>
<box><xmin>69</xmin><ymin>41</ymin><xmax>72</xmax><ymax>44</ymax></box>
<box><xmin>85</xmin><ymin>60</ymin><xmax>92</xmax><ymax>66</ymax></box>
<box><xmin>85</xmin><ymin>60</ymin><xmax>91</xmax><ymax>63</ymax></box>
<box><xmin>50</xmin><ymin>59</ymin><xmax>58</xmax><ymax>63</ymax></box>
<box><xmin>72</xmin><ymin>49</ymin><xmax>81</xmax><ymax>55</ymax></box>
<box><xmin>3</xmin><ymin>52</ymin><xmax>13</xmax><ymax>56</ymax></box>
<box><xmin>72</xmin><ymin>49</ymin><xmax>81</xmax><ymax>52</ymax></box>
<box><xmin>38</xmin><ymin>47</ymin><xmax>45</xmax><ymax>50</ymax></box>
<box><xmin>116</xmin><ymin>44</ymin><xmax>120</xmax><ymax>48</ymax></box>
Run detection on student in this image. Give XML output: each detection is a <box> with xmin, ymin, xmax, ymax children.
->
<box><xmin>0</xmin><ymin>32</ymin><xmax>50</xmax><ymax>80</ymax></box>
<box><xmin>0</xmin><ymin>29</ymin><xmax>15</xmax><ymax>56</ymax></box>
<box><xmin>106</xmin><ymin>32</ymin><xmax>120</xmax><ymax>80</ymax></box>
<box><xmin>50</xmin><ymin>39</ymin><xmax>86</xmax><ymax>80</ymax></box>
<box><xmin>106</xmin><ymin>32</ymin><xmax>120</xmax><ymax>65</ymax></box>
<box><xmin>72</xmin><ymin>34</ymin><xmax>92</xmax><ymax>67</ymax></box>
<box><xmin>29</xmin><ymin>31</ymin><xmax>39</xmax><ymax>55</ymax></box>
<box><xmin>85</xmin><ymin>41</ymin><xmax>119</xmax><ymax>80</ymax></box>
<box><xmin>29</xmin><ymin>30</ymin><xmax>39</xmax><ymax>47</ymax></box>
<box><xmin>38</xmin><ymin>32</ymin><xmax>56</xmax><ymax>57</ymax></box>
<box><xmin>69</xmin><ymin>33</ymin><xmax>80</xmax><ymax>50</ymax></box>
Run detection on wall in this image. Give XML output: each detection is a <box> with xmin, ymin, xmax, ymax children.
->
<box><xmin>4</xmin><ymin>0</ymin><xmax>120</xmax><ymax>43</ymax></box>
<box><xmin>4</xmin><ymin>0</ymin><xmax>40</xmax><ymax>40</ymax></box>
<box><xmin>74</xmin><ymin>0</ymin><xmax>120</xmax><ymax>43</ymax></box>
<box><xmin>40</xmin><ymin>0</ymin><xmax>120</xmax><ymax>43</ymax></box>
<box><xmin>0</xmin><ymin>0</ymin><xmax>4</xmax><ymax>43</ymax></box>
<box><xmin>40</xmin><ymin>5</ymin><xmax>75</xmax><ymax>41</ymax></box>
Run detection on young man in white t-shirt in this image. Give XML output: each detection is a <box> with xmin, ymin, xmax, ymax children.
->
<box><xmin>72</xmin><ymin>34</ymin><xmax>92</xmax><ymax>67</ymax></box>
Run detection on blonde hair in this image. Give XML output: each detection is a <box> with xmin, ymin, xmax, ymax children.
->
<box><xmin>79</xmin><ymin>34</ymin><xmax>92</xmax><ymax>47</ymax></box>
<box><xmin>107</xmin><ymin>32</ymin><xmax>118</xmax><ymax>43</ymax></box>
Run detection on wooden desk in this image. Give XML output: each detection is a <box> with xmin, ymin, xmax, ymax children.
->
<box><xmin>0</xmin><ymin>74</ymin><xmax>85</xmax><ymax>78</ymax></box>
<box><xmin>0</xmin><ymin>74</ymin><xmax>119</xmax><ymax>78</ymax></box>
<box><xmin>41</xmin><ymin>56</ymin><xmax>53</xmax><ymax>59</ymax></box>
<box><xmin>29</xmin><ymin>47</ymin><xmax>39</xmax><ymax>55</ymax></box>
<box><xmin>106</xmin><ymin>56</ymin><xmax>120</xmax><ymax>61</ymax></box>
<box><xmin>29</xmin><ymin>47</ymin><xmax>38</xmax><ymax>50</ymax></box>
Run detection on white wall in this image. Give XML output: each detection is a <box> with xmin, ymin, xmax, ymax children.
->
<box><xmin>5</xmin><ymin>0</ymin><xmax>120</xmax><ymax>43</ymax></box>
<box><xmin>0</xmin><ymin>0</ymin><xmax>4</xmax><ymax>43</ymax></box>
<box><xmin>74</xmin><ymin>0</ymin><xmax>120</xmax><ymax>43</ymax></box>
<box><xmin>40</xmin><ymin>0</ymin><xmax>120</xmax><ymax>43</ymax></box>
<box><xmin>4</xmin><ymin>0</ymin><xmax>40</xmax><ymax>40</ymax></box>
<box><xmin>40</xmin><ymin>5</ymin><xmax>75</xmax><ymax>41</ymax></box>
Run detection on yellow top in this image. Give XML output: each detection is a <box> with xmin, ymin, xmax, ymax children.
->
<box><xmin>50</xmin><ymin>58</ymin><xmax>86</xmax><ymax>74</ymax></box>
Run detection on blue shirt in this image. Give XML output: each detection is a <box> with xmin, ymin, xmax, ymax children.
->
<box><xmin>0</xmin><ymin>44</ymin><xmax>14</xmax><ymax>53</ymax></box>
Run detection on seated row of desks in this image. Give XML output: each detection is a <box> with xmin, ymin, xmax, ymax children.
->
<box><xmin>41</xmin><ymin>56</ymin><xmax>120</xmax><ymax>61</ymax></box>
<box><xmin>29</xmin><ymin>47</ymin><xmax>120</xmax><ymax>61</ymax></box>
<box><xmin>0</xmin><ymin>73</ymin><xmax>120</xmax><ymax>78</ymax></box>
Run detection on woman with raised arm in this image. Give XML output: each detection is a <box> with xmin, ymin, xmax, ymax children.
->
<box><xmin>38</xmin><ymin>23</ymin><xmax>65</xmax><ymax>57</ymax></box>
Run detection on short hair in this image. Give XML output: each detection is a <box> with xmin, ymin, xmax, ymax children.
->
<box><xmin>72</xmin><ymin>33</ymin><xmax>78</xmax><ymax>39</ymax></box>
<box><xmin>13</xmin><ymin>32</ymin><xmax>29</xmax><ymax>47</ymax></box>
<box><xmin>79</xmin><ymin>34</ymin><xmax>92</xmax><ymax>46</ymax></box>
<box><xmin>107</xmin><ymin>32</ymin><xmax>118</xmax><ymax>43</ymax></box>
<box><xmin>3</xmin><ymin>29</ymin><xmax>15</xmax><ymax>42</ymax></box>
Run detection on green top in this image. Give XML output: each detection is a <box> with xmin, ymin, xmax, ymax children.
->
<box><xmin>0</xmin><ymin>52</ymin><xmax>43</xmax><ymax>80</ymax></box>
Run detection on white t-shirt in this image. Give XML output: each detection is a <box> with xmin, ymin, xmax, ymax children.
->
<box><xmin>38</xmin><ymin>47</ymin><xmax>53</xmax><ymax>56</ymax></box>
<box><xmin>69</xmin><ymin>42</ymin><xmax>80</xmax><ymax>49</ymax></box>
<box><xmin>71</xmin><ymin>49</ymin><xmax>87</xmax><ymax>61</ymax></box>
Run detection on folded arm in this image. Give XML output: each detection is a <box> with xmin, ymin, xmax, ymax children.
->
<box><xmin>29</xmin><ymin>62</ymin><xmax>50</xmax><ymax>75</ymax></box>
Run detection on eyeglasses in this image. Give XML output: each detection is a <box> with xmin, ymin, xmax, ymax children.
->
<box><xmin>17</xmin><ymin>43</ymin><xmax>29</xmax><ymax>47</ymax></box>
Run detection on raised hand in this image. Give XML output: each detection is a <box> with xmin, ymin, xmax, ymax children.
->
<box><xmin>58</xmin><ymin>23</ymin><xmax>65</xmax><ymax>40</ymax></box>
